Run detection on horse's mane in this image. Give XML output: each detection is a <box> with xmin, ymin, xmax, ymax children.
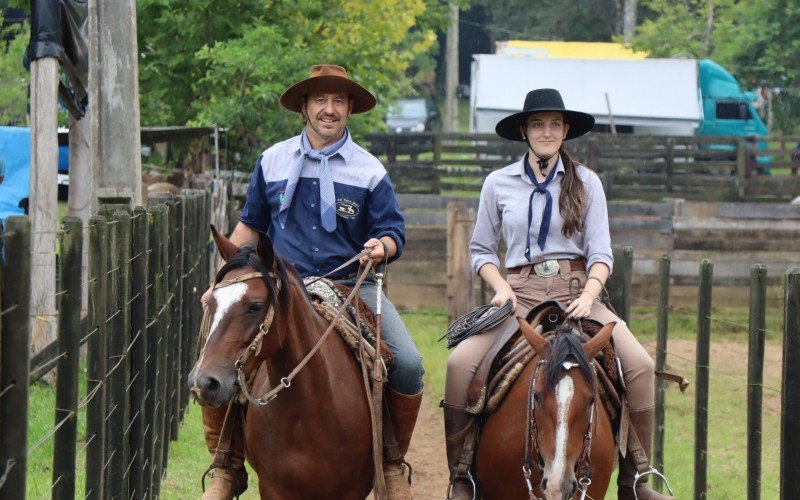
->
<box><xmin>215</xmin><ymin>245</ymin><xmax>297</xmax><ymax>314</ymax></box>
<box><xmin>542</xmin><ymin>324</ymin><xmax>596</xmax><ymax>392</ymax></box>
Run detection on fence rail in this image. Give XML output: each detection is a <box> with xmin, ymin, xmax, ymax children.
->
<box><xmin>0</xmin><ymin>190</ymin><xmax>210</xmax><ymax>498</ymax></box>
<box><xmin>363</xmin><ymin>132</ymin><xmax>800</xmax><ymax>201</ymax></box>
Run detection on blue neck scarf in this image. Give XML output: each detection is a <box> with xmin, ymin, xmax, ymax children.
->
<box><xmin>523</xmin><ymin>153</ymin><xmax>557</xmax><ymax>260</ymax></box>
<box><xmin>279</xmin><ymin>129</ymin><xmax>349</xmax><ymax>232</ymax></box>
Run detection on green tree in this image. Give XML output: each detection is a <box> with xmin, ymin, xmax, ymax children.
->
<box><xmin>474</xmin><ymin>0</ymin><xmax>621</xmax><ymax>43</ymax></box>
<box><xmin>0</xmin><ymin>13</ymin><xmax>29</xmax><ymax>126</ymax></box>
<box><xmin>137</xmin><ymin>0</ymin><xmax>447</xmax><ymax>166</ymax></box>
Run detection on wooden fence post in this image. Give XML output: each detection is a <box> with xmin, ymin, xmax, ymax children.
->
<box><xmin>695</xmin><ymin>259</ymin><xmax>713</xmax><ymax>499</ymax></box>
<box><xmin>174</xmin><ymin>196</ymin><xmax>187</xmax><ymax>424</ymax></box>
<box><xmin>781</xmin><ymin>268</ymin><xmax>800</xmax><ymax>497</ymax></box>
<box><xmin>665</xmin><ymin>138</ymin><xmax>674</xmax><ymax>194</ymax></box>
<box><xmin>608</xmin><ymin>246</ymin><xmax>633</xmax><ymax>324</ymax></box>
<box><xmin>447</xmin><ymin>202</ymin><xmax>475</xmax><ymax>323</ymax></box>
<box><xmin>736</xmin><ymin>137</ymin><xmax>746</xmax><ymax>200</ymax></box>
<box><xmin>128</xmin><ymin>206</ymin><xmax>149</xmax><ymax>498</ymax></box>
<box><xmin>85</xmin><ymin>216</ymin><xmax>107</xmax><ymax>500</ymax></box>
<box><xmin>52</xmin><ymin>217</ymin><xmax>82</xmax><ymax>499</ymax></box>
<box><xmin>0</xmin><ymin>216</ymin><xmax>32</xmax><ymax>499</ymax></box>
<box><xmin>653</xmin><ymin>255</ymin><xmax>670</xmax><ymax>486</ymax></box>
<box><xmin>106</xmin><ymin>209</ymin><xmax>132</xmax><ymax>500</ymax></box>
<box><xmin>144</xmin><ymin>207</ymin><xmax>159</xmax><ymax>497</ymax></box>
<box><xmin>748</xmin><ymin>264</ymin><xmax>767</xmax><ymax>500</ymax></box>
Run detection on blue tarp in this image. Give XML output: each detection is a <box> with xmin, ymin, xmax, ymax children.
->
<box><xmin>0</xmin><ymin>127</ymin><xmax>31</xmax><ymax>222</ymax></box>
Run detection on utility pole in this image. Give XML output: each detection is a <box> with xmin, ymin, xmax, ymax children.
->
<box><xmin>93</xmin><ymin>0</ymin><xmax>143</xmax><ymax>206</ymax></box>
<box><xmin>444</xmin><ymin>3</ymin><xmax>459</xmax><ymax>133</ymax></box>
<box><xmin>623</xmin><ymin>0</ymin><xmax>638</xmax><ymax>43</ymax></box>
<box><xmin>29</xmin><ymin>54</ymin><xmax>59</xmax><ymax>357</ymax></box>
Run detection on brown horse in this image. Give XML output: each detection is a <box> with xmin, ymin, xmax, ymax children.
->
<box><xmin>475</xmin><ymin>313</ymin><xmax>616</xmax><ymax>500</ymax></box>
<box><xmin>188</xmin><ymin>229</ymin><xmax>374</xmax><ymax>499</ymax></box>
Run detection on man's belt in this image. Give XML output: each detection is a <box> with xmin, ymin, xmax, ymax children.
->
<box><xmin>507</xmin><ymin>258</ymin><xmax>586</xmax><ymax>278</ymax></box>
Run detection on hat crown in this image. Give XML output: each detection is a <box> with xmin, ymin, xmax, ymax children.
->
<box><xmin>309</xmin><ymin>64</ymin><xmax>349</xmax><ymax>79</ymax></box>
<box><xmin>523</xmin><ymin>88</ymin><xmax>566</xmax><ymax>113</ymax></box>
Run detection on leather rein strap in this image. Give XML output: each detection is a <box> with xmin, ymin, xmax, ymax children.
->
<box><xmin>233</xmin><ymin>258</ymin><xmax>375</xmax><ymax>406</ymax></box>
<box><xmin>523</xmin><ymin>359</ymin><xmax>596</xmax><ymax>500</ymax></box>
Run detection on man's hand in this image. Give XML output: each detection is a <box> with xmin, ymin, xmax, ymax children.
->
<box><xmin>359</xmin><ymin>237</ymin><xmax>387</xmax><ymax>267</ymax></box>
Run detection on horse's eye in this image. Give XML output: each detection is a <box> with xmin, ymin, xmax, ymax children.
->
<box><xmin>247</xmin><ymin>303</ymin><xmax>263</xmax><ymax>314</ymax></box>
<box><xmin>533</xmin><ymin>392</ymin><xmax>541</xmax><ymax>404</ymax></box>
<box><xmin>587</xmin><ymin>396</ymin><xmax>596</xmax><ymax>408</ymax></box>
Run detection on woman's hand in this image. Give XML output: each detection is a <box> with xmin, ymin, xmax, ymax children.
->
<box><xmin>491</xmin><ymin>282</ymin><xmax>517</xmax><ymax>309</ymax></box>
<box><xmin>565</xmin><ymin>291</ymin><xmax>594</xmax><ymax>318</ymax></box>
<box><xmin>201</xmin><ymin>284</ymin><xmax>214</xmax><ymax>308</ymax></box>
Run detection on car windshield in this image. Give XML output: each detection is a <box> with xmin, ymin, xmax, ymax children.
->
<box><xmin>388</xmin><ymin>99</ymin><xmax>427</xmax><ymax>119</ymax></box>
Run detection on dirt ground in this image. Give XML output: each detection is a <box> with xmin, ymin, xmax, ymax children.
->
<box><xmin>375</xmin><ymin>337</ymin><xmax>783</xmax><ymax>498</ymax></box>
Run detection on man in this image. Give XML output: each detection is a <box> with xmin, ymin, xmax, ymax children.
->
<box><xmin>200</xmin><ymin>64</ymin><xmax>424</xmax><ymax>499</ymax></box>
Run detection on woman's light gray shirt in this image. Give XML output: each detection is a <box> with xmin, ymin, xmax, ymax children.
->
<box><xmin>470</xmin><ymin>154</ymin><xmax>614</xmax><ymax>275</ymax></box>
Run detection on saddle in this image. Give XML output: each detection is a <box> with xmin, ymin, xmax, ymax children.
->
<box><xmin>464</xmin><ymin>301</ymin><xmax>624</xmax><ymax>436</ymax></box>
<box><xmin>304</xmin><ymin>277</ymin><xmax>394</xmax><ymax>370</ymax></box>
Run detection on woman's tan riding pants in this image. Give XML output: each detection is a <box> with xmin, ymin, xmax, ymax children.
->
<box><xmin>444</xmin><ymin>265</ymin><xmax>655</xmax><ymax>412</ymax></box>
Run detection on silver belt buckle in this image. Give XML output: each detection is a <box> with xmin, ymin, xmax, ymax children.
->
<box><xmin>533</xmin><ymin>259</ymin><xmax>560</xmax><ymax>277</ymax></box>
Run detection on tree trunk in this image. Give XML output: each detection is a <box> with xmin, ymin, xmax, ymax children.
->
<box><xmin>623</xmin><ymin>0</ymin><xmax>638</xmax><ymax>42</ymax></box>
<box><xmin>444</xmin><ymin>3</ymin><xmax>459</xmax><ymax>133</ymax></box>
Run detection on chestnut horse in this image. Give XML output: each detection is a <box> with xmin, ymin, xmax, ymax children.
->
<box><xmin>475</xmin><ymin>313</ymin><xmax>616</xmax><ymax>500</ymax></box>
<box><xmin>188</xmin><ymin>229</ymin><xmax>374</xmax><ymax>498</ymax></box>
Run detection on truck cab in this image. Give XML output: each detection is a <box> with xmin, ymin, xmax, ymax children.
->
<box><xmin>696</xmin><ymin>59</ymin><xmax>767</xmax><ymax>137</ymax></box>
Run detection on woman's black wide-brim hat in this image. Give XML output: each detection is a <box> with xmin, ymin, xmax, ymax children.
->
<box><xmin>495</xmin><ymin>88</ymin><xmax>595</xmax><ymax>141</ymax></box>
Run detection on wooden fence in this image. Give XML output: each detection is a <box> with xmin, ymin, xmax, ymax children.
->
<box><xmin>444</xmin><ymin>203</ymin><xmax>799</xmax><ymax>498</ymax></box>
<box><xmin>0</xmin><ymin>190</ymin><xmax>210</xmax><ymax>499</ymax></box>
<box><xmin>364</xmin><ymin>132</ymin><xmax>800</xmax><ymax>202</ymax></box>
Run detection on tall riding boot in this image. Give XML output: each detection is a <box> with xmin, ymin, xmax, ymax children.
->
<box><xmin>202</xmin><ymin>405</ymin><xmax>248</xmax><ymax>500</ymax></box>
<box><xmin>384</xmin><ymin>387</ymin><xmax>424</xmax><ymax>499</ymax></box>
<box><xmin>442</xmin><ymin>404</ymin><xmax>477</xmax><ymax>500</ymax></box>
<box><xmin>618</xmin><ymin>407</ymin><xmax>675</xmax><ymax>500</ymax></box>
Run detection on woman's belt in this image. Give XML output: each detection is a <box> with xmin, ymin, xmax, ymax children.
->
<box><xmin>507</xmin><ymin>258</ymin><xmax>586</xmax><ymax>277</ymax></box>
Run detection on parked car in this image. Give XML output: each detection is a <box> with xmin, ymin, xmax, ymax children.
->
<box><xmin>386</xmin><ymin>98</ymin><xmax>441</xmax><ymax>133</ymax></box>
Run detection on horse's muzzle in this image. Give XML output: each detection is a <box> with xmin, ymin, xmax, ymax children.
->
<box><xmin>188</xmin><ymin>371</ymin><xmax>237</xmax><ymax>407</ymax></box>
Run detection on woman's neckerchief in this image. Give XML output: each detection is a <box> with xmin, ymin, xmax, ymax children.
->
<box><xmin>523</xmin><ymin>152</ymin><xmax>558</xmax><ymax>260</ymax></box>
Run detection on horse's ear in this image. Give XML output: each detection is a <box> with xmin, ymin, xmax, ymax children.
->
<box><xmin>518</xmin><ymin>316</ymin><xmax>549</xmax><ymax>354</ymax></box>
<box><xmin>583</xmin><ymin>321</ymin><xmax>616</xmax><ymax>359</ymax></box>
<box><xmin>256</xmin><ymin>232</ymin><xmax>275</xmax><ymax>268</ymax></box>
<box><xmin>210</xmin><ymin>225</ymin><xmax>239</xmax><ymax>261</ymax></box>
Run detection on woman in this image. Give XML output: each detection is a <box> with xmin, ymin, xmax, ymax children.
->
<box><xmin>442</xmin><ymin>89</ymin><xmax>672</xmax><ymax>500</ymax></box>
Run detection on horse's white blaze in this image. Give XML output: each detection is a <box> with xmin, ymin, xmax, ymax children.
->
<box><xmin>546</xmin><ymin>375</ymin><xmax>574</xmax><ymax>493</ymax></box>
<box><xmin>196</xmin><ymin>282</ymin><xmax>248</xmax><ymax>366</ymax></box>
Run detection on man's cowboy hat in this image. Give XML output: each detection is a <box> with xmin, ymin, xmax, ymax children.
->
<box><xmin>495</xmin><ymin>88</ymin><xmax>595</xmax><ymax>141</ymax></box>
<box><xmin>280</xmin><ymin>64</ymin><xmax>376</xmax><ymax>114</ymax></box>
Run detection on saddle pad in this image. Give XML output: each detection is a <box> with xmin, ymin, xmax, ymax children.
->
<box><xmin>304</xmin><ymin>277</ymin><xmax>393</xmax><ymax>368</ymax></box>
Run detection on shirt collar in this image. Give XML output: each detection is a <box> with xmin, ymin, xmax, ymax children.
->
<box><xmin>514</xmin><ymin>153</ymin><xmax>565</xmax><ymax>183</ymax></box>
<box><xmin>287</xmin><ymin>128</ymin><xmax>355</xmax><ymax>165</ymax></box>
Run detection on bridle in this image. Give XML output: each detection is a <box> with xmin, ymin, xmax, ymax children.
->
<box><xmin>523</xmin><ymin>354</ymin><xmax>597</xmax><ymax>500</ymax></box>
<box><xmin>208</xmin><ymin>250</ymin><xmax>375</xmax><ymax>406</ymax></box>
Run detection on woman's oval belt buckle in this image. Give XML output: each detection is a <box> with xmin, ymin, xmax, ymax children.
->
<box><xmin>533</xmin><ymin>259</ymin><xmax>560</xmax><ymax>277</ymax></box>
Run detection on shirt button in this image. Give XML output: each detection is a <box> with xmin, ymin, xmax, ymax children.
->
<box><xmin>310</xmin><ymin>203</ymin><xmax>316</xmax><ymax>208</ymax></box>
<box><xmin>314</xmin><ymin>247</ymin><xmax>319</xmax><ymax>252</ymax></box>
<box><xmin>312</xmin><ymin>225</ymin><xmax>317</xmax><ymax>230</ymax></box>
<box><xmin>312</xmin><ymin>181</ymin><xmax>317</xmax><ymax>185</ymax></box>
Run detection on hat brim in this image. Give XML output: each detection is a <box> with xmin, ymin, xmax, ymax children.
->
<box><xmin>495</xmin><ymin>109</ymin><xmax>595</xmax><ymax>141</ymax></box>
<box><xmin>280</xmin><ymin>75</ymin><xmax>377</xmax><ymax>114</ymax></box>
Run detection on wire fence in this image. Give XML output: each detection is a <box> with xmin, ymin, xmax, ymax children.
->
<box><xmin>0</xmin><ymin>190</ymin><xmax>211</xmax><ymax>499</ymax></box>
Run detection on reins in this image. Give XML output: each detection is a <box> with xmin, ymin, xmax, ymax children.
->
<box><xmin>231</xmin><ymin>256</ymin><xmax>375</xmax><ymax>406</ymax></box>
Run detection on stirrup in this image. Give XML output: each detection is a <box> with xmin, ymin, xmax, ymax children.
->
<box><xmin>446</xmin><ymin>471</ymin><xmax>477</xmax><ymax>500</ymax></box>
<box><xmin>633</xmin><ymin>467</ymin><xmax>675</xmax><ymax>499</ymax></box>
<box><xmin>201</xmin><ymin>465</ymin><xmax>242</xmax><ymax>499</ymax></box>
<box><xmin>385</xmin><ymin>459</ymin><xmax>413</xmax><ymax>484</ymax></box>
